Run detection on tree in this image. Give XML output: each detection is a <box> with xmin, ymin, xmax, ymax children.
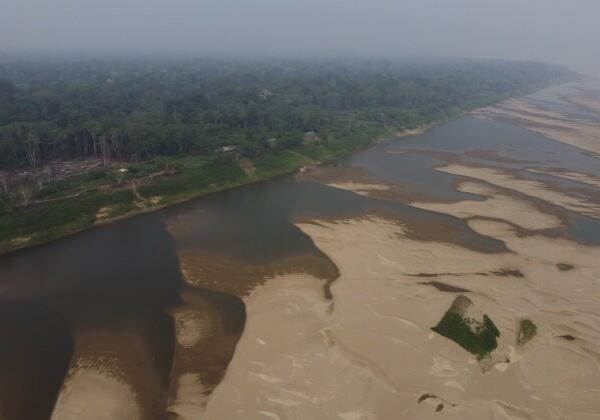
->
<box><xmin>99</xmin><ymin>134</ymin><xmax>112</xmax><ymax>167</ymax></box>
<box><xmin>18</xmin><ymin>184</ymin><xmax>33</xmax><ymax>207</ymax></box>
<box><xmin>0</xmin><ymin>172</ymin><xmax>11</xmax><ymax>195</ymax></box>
<box><xmin>24</xmin><ymin>128</ymin><xmax>40</xmax><ymax>169</ymax></box>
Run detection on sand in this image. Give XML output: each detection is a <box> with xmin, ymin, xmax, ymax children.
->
<box><xmin>326</xmin><ymin>182</ymin><xmax>391</xmax><ymax>197</ymax></box>
<box><xmin>527</xmin><ymin>168</ymin><xmax>600</xmax><ymax>189</ymax></box>
<box><xmin>436</xmin><ymin>163</ymin><xmax>600</xmax><ymax>218</ymax></box>
<box><xmin>9</xmin><ymin>236</ymin><xmax>31</xmax><ymax>247</ymax></box>
<box><xmin>394</xmin><ymin>124</ymin><xmax>436</xmax><ymax>139</ymax></box>
<box><xmin>51</xmin><ymin>368</ymin><xmax>141</xmax><ymax>420</ymax></box>
<box><xmin>472</xmin><ymin>98</ymin><xmax>600</xmax><ymax>155</ymax></box>
<box><xmin>49</xmin><ymin>314</ymin><xmax>174</xmax><ymax>420</ymax></box>
<box><xmin>203</xmin><ymin>215</ymin><xmax>600</xmax><ymax>419</ymax></box>
<box><xmin>239</xmin><ymin>158</ymin><xmax>256</xmax><ymax>177</ymax></box>
<box><xmin>95</xmin><ymin>206</ymin><xmax>113</xmax><ymax>221</ymax></box>
<box><xmin>204</xmin><ymin>139</ymin><xmax>600</xmax><ymax>419</ymax></box>
<box><xmin>411</xmin><ymin>181</ymin><xmax>564</xmax><ymax>231</ymax></box>
<box><xmin>562</xmin><ymin>94</ymin><xmax>600</xmax><ymax>114</ymax></box>
<box><xmin>167</xmin><ymin>373</ymin><xmax>209</xmax><ymax>420</ymax></box>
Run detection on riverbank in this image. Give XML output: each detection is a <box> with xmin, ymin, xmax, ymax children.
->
<box><xmin>0</xmin><ymin>123</ymin><xmax>383</xmax><ymax>255</ymax></box>
<box><xmin>0</xmin><ymin>79</ymin><xmax>571</xmax><ymax>256</ymax></box>
<box><xmin>0</xmin><ymin>117</ymin><xmax>480</xmax><ymax>256</ymax></box>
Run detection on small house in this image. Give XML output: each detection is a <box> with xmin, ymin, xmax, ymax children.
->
<box><xmin>258</xmin><ymin>89</ymin><xmax>273</xmax><ymax>100</ymax></box>
<box><xmin>217</xmin><ymin>145</ymin><xmax>238</xmax><ymax>153</ymax></box>
<box><xmin>215</xmin><ymin>145</ymin><xmax>240</xmax><ymax>160</ymax></box>
<box><xmin>303</xmin><ymin>130</ymin><xmax>320</xmax><ymax>144</ymax></box>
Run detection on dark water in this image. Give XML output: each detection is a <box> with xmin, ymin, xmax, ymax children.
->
<box><xmin>0</xmin><ymin>303</ymin><xmax>73</xmax><ymax>420</ymax></box>
<box><xmin>0</xmin><ymin>173</ymin><xmax>503</xmax><ymax>419</ymax></box>
<box><xmin>0</xmin><ymin>103</ymin><xmax>598</xmax><ymax>417</ymax></box>
<box><xmin>167</xmin><ymin>176</ymin><xmax>504</xmax><ymax>260</ymax></box>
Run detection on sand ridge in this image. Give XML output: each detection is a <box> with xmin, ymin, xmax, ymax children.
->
<box><xmin>472</xmin><ymin>95</ymin><xmax>600</xmax><ymax>155</ymax></box>
<box><xmin>527</xmin><ymin>168</ymin><xmax>600</xmax><ymax>189</ymax></box>
<box><xmin>411</xmin><ymin>181</ymin><xmax>564</xmax><ymax>231</ymax></box>
<box><xmin>436</xmin><ymin>163</ymin><xmax>600</xmax><ymax>219</ymax></box>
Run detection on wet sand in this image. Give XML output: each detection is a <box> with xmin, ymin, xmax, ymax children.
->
<box><xmin>51</xmin><ymin>311</ymin><xmax>175</xmax><ymax>420</ymax></box>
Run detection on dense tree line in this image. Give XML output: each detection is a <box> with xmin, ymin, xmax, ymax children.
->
<box><xmin>0</xmin><ymin>56</ymin><xmax>577</xmax><ymax>169</ymax></box>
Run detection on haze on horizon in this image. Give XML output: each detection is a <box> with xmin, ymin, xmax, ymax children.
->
<box><xmin>2</xmin><ymin>0</ymin><xmax>600</xmax><ymax>75</ymax></box>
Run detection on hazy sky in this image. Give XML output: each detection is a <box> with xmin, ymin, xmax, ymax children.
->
<box><xmin>2</xmin><ymin>0</ymin><xmax>599</xmax><ymax>74</ymax></box>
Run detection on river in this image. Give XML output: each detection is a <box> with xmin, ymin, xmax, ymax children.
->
<box><xmin>1</xmin><ymin>81</ymin><xmax>599</xmax><ymax>419</ymax></box>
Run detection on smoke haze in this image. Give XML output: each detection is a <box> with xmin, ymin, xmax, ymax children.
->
<box><xmin>2</xmin><ymin>0</ymin><xmax>599</xmax><ymax>74</ymax></box>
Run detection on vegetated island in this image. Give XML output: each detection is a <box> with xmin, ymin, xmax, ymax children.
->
<box><xmin>0</xmin><ymin>56</ymin><xmax>578</xmax><ymax>253</ymax></box>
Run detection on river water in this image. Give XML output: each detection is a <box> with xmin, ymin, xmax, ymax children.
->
<box><xmin>0</xmin><ymin>83</ymin><xmax>598</xmax><ymax>419</ymax></box>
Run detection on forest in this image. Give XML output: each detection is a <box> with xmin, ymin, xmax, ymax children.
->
<box><xmin>0</xmin><ymin>56</ymin><xmax>577</xmax><ymax>251</ymax></box>
<box><xmin>0</xmin><ymin>57</ymin><xmax>576</xmax><ymax>169</ymax></box>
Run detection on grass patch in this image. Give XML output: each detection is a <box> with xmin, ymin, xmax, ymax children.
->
<box><xmin>254</xmin><ymin>150</ymin><xmax>312</xmax><ymax>178</ymax></box>
<box><xmin>432</xmin><ymin>296</ymin><xmax>500</xmax><ymax>359</ymax></box>
<box><xmin>517</xmin><ymin>319</ymin><xmax>537</xmax><ymax>347</ymax></box>
<box><xmin>0</xmin><ymin>189</ymin><xmax>136</xmax><ymax>252</ymax></box>
<box><xmin>138</xmin><ymin>161</ymin><xmax>246</xmax><ymax>204</ymax></box>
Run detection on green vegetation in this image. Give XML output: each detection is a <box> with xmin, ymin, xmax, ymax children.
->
<box><xmin>0</xmin><ymin>57</ymin><xmax>576</xmax><ymax>169</ymax></box>
<box><xmin>0</xmin><ymin>56</ymin><xmax>578</xmax><ymax>253</ymax></box>
<box><xmin>0</xmin><ymin>189</ymin><xmax>135</xmax><ymax>245</ymax></box>
<box><xmin>517</xmin><ymin>319</ymin><xmax>537</xmax><ymax>347</ymax></box>
<box><xmin>432</xmin><ymin>296</ymin><xmax>500</xmax><ymax>359</ymax></box>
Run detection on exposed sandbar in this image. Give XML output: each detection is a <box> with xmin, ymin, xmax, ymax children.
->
<box><xmin>411</xmin><ymin>181</ymin><xmax>564</xmax><ymax>231</ymax></box>
<box><xmin>204</xmin><ymin>216</ymin><xmax>600</xmax><ymax>419</ymax></box>
<box><xmin>436</xmin><ymin>163</ymin><xmax>600</xmax><ymax>218</ymax></box>
<box><xmin>472</xmin><ymin>98</ymin><xmax>600</xmax><ymax>155</ymax></box>
<box><xmin>527</xmin><ymin>168</ymin><xmax>600</xmax><ymax>189</ymax></box>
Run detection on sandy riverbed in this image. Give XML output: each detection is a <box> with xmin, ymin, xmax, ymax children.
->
<box><xmin>527</xmin><ymin>168</ymin><xmax>600</xmax><ymax>189</ymax></box>
<box><xmin>436</xmin><ymin>163</ymin><xmax>600</xmax><ymax>219</ymax></box>
<box><xmin>471</xmin><ymin>92</ymin><xmax>600</xmax><ymax>156</ymax></box>
<box><xmin>46</xmin><ymin>82</ymin><xmax>600</xmax><ymax>420</ymax></box>
<box><xmin>202</xmin><ymin>115</ymin><xmax>600</xmax><ymax>419</ymax></box>
<box><xmin>411</xmin><ymin>181</ymin><xmax>564</xmax><ymax>231</ymax></box>
<box><xmin>203</xmin><ymin>211</ymin><xmax>600</xmax><ymax>419</ymax></box>
<box><xmin>192</xmin><ymin>83</ymin><xmax>600</xmax><ymax>419</ymax></box>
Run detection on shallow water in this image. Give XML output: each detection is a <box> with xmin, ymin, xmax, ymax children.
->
<box><xmin>347</xmin><ymin>116</ymin><xmax>600</xmax><ymax>245</ymax></box>
<box><xmin>0</xmin><ymin>171</ymin><xmax>502</xmax><ymax>419</ymax></box>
